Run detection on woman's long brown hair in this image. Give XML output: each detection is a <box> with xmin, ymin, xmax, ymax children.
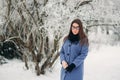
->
<box><xmin>64</xmin><ymin>19</ymin><xmax>89</xmax><ymax>46</ymax></box>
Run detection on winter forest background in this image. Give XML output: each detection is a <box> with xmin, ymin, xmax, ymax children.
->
<box><xmin>0</xmin><ymin>0</ymin><xmax>120</xmax><ymax>80</ymax></box>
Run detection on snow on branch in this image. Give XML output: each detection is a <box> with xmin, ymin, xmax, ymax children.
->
<box><xmin>75</xmin><ymin>0</ymin><xmax>93</xmax><ymax>9</ymax></box>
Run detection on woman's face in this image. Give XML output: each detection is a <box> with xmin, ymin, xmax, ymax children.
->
<box><xmin>71</xmin><ymin>23</ymin><xmax>79</xmax><ymax>35</ymax></box>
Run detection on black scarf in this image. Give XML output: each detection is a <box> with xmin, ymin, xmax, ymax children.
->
<box><xmin>68</xmin><ymin>32</ymin><xmax>80</xmax><ymax>43</ymax></box>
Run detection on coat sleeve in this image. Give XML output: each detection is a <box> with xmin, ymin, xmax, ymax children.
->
<box><xmin>60</xmin><ymin>45</ymin><xmax>66</xmax><ymax>64</ymax></box>
<box><xmin>72</xmin><ymin>44</ymin><xmax>88</xmax><ymax>67</ymax></box>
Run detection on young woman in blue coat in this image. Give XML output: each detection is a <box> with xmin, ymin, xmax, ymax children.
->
<box><xmin>60</xmin><ymin>19</ymin><xmax>89</xmax><ymax>80</ymax></box>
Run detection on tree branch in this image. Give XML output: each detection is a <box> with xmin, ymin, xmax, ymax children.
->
<box><xmin>75</xmin><ymin>0</ymin><xmax>93</xmax><ymax>9</ymax></box>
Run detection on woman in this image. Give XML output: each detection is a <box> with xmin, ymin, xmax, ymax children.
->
<box><xmin>60</xmin><ymin>19</ymin><xmax>89</xmax><ymax>80</ymax></box>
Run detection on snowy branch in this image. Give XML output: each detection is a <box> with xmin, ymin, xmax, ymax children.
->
<box><xmin>75</xmin><ymin>0</ymin><xmax>93</xmax><ymax>9</ymax></box>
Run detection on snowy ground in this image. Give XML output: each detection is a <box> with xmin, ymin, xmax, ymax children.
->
<box><xmin>0</xmin><ymin>45</ymin><xmax>120</xmax><ymax>80</ymax></box>
<box><xmin>84</xmin><ymin>45</ymin><xmax>120</xmax><ymax>80</ymax></box>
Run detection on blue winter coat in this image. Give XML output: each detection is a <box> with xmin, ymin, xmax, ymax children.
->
<box><xmin>60</xmin><ymin>39</ymin><xmax>88</xmax><ymax>80</ymax></box>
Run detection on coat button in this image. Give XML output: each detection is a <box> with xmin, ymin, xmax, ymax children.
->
<box><xmin>65</xmin><ymin>71</ymin><xmax>67</xmax><ymax>73</ymax></box>
<box><xmin>67</xmin><ymin>53</ymin><xmax>69</xmax><ymax>56</ymax></box>
<box><xmin>69</xmin><ymin>44</ymin><xmax>71</xmax><ymax>46</ymax></box>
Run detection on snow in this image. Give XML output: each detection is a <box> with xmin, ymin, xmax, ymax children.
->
<box><xmin>84</xmin><ymin>45</ymin><xmax>120</xmax><ymax>80</ymax></box>
<box><xmin>0</xmin><ymin>59</ymin><xmax>60</xmax><ymax>80</ymax></box>
<box><xmin>0</xmin><ymin>45</ymin><xmax>120</xmax><ymax>80</ymax></box>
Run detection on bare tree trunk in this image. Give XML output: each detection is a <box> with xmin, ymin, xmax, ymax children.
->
<box><xmin>49</xmin><ymin>52</ymin><xmax>59</xmax><ymax>68</ymax></box>
<box><xmin>23</xmin><ymin>54</ymin><xmax>29</xmax><ymax>69</ymax></box>
<box><xmin>0</xmin><ymin>35</ymin><xmax>5</xmax><ymax>42</ymax></box>
<box><xmin>33</xmin><ymin>0</ymin><xmax>40</xmax><ymax>20</ymax></box>
<box><xmin>40</xmin><ymin>53</ymin><xmax>53</xmax><ymax>74</ymax></box>
<box><xmin>6</xmin><ymin>0</ymin><xmax>11</xmax><ymax>17</ymax></box>
<box><xmin>44</xmin><ymin>36</ymin><xmax>49</xmax><ymax>55</ymax></box>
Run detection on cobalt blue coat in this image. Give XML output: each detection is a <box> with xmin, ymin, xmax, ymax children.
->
<box><xmin>60</xmin><ymin>39</ymin><xmax>88</xmax><ymax>80</ymax></box>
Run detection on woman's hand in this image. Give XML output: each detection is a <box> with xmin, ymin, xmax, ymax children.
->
<box><xmin>65</xmin><ymin>63</ymin><xmax>76</xmax><ymax>72</ymax></box>
<box><xmin>62</xmin><ymin>60</ymin><xmax>68</xmax><ymax>69</ymax></box>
